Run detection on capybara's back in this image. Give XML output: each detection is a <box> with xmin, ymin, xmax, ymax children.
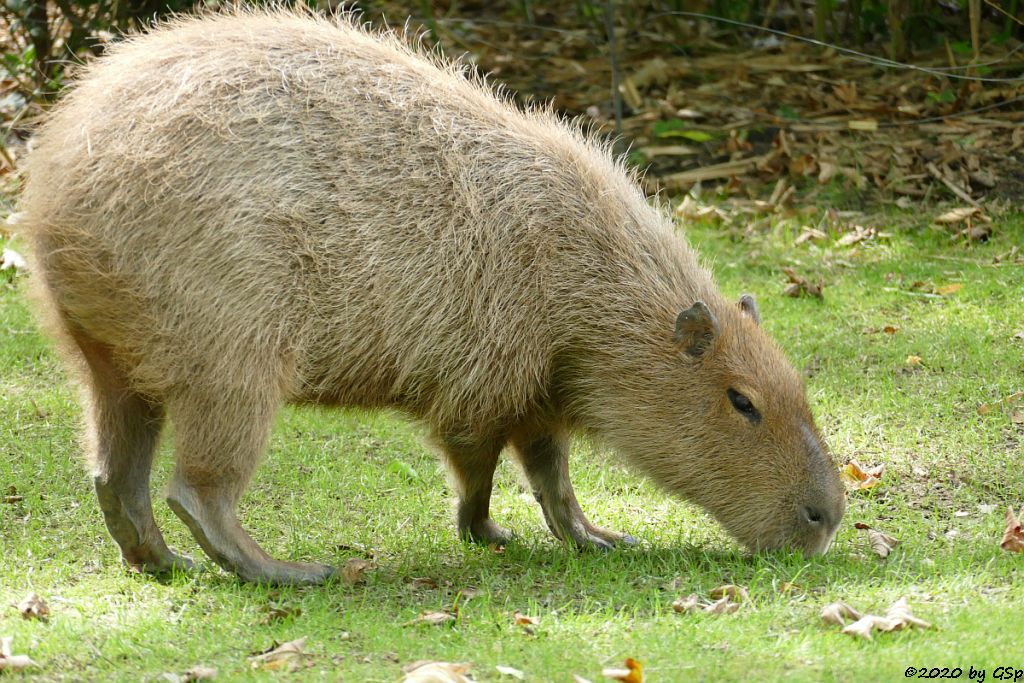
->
<box><xmin>22</xmin><ymin>9</ymin><xmax>844</xmax><ymax>584</ymax></box>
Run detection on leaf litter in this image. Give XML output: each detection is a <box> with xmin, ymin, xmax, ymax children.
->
<box><xmin>0</xmin><ymin>636</ymin><xmax>36</xmax><ymax>672</ymax></box>
<box><xmin>854</xmin><ymin>522</ymin><xmax>899</xmax><ymax>559</ymax></box>
<box><xmin>672</xmin><ymin>584</ymin><xmax>748</xmax><ymax>615</ymax></box>
<box><xmin>1001</xmin><ymin>506</ymin><xmax>1024</xmax><ymax>553</ymax></box>
<box><xmin>828</xmin><ymin>598</ymin><xmax>932</xmax><ymax>641</ymax></box>
<box><xmin>401</xmin><ymin>660</ymin><xmax>474</xmax><ymax>683</ymax></box>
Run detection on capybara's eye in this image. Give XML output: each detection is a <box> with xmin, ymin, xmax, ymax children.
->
<box><xmin>727</xmin><ymin>388</ymin><xmax>761</xmax><ymax>424</ymax></box>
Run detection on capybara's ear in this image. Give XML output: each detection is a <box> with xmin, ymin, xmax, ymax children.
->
<box><xmin>738</xmin><ymin>294</ymin><xmax>761</xmax><ymax>325</ymax></box>
<box><xmin>675</xmin><ymin>301</ymin><xmax>719</xmax><ymax>357</ymax></box>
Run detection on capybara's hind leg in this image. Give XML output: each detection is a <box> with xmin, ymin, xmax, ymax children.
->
<box><xmin>512</xmin><ymin>431</ymin><xmax>638</xmax><ymax>550</ymax></box>
<box><xmin>435</xmin><ymin>429</ymin><xmax>513</xmax><ymax>545</ymax></box>
<box><xmin>74</xmin><ymin>334</ymin><xmax>193</xmax><ymax>574</ymax></box>
<box><xmin>165</xmin><ymin>393</ymin><xmax>334</xmax><ymax>585</ymax></box>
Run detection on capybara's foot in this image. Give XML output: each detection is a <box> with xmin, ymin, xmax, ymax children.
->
<box><xmin>167</xmin><ymin>480</ymin><xmax>335</xmax><ymax>586</ymax></box>
<box><xmin>123</xmin><ymin>546</ymin><xmax>196</xmax><ymax>575</ymax></box>
<box><xmin>460</xmin><ymin>518</ymin><xmax>514</xmax><ymax>546</ymax></box>
<box><xmin>571</xmin><ymin>524</ymin><xmax>639</xmax><ymax>551</ymax></box>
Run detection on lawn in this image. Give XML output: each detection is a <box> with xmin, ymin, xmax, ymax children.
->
<box><xmin>1</xmin><ymin>207</ymin><xmax>1022</xmax><ymax>682</ymax></box>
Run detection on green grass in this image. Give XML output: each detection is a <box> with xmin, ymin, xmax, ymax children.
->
<box><xmin>1</xmin><ymin>210</ymin><xmax>1022</xmax><ymax>682</ymax></box>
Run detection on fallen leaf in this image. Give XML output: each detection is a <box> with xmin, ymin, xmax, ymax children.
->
<box><xmin>840</xmin><ymin>461</ymin><xmax>885</xmax><ymax>489</ymax></box>
<box><xmin>0</xmin><ymin>636</ymin><xmax>37</xmax><ymax>672</ymax></box>
<box><xmin>14</xmin><ymin>593</ymin><xmax>48</xmax><ymax>621</ymax></box>
<box><xmin>977</xmin><ymin>404</ymin><xmax>991</xmax><ymax>415</ymax></box>
<box><xmin>1011</xmin><ymin>410</ymin><xmax>1024</xmax><ymax>424</ymax></box>
<box><xmin>1000</xmin><ymin>506</ymin><xmax>1024</xmax><ymax>553</ymax></box>
<box><xmin>512</xmin><ymin>611</ymin><xmax>539</xmax><ymax>627</ymax></box>
<box><xmin>408</xmin><ymin>577</ymin><xmax>439</xmax><ymax>590</ymax></box>
<box><xmin>703</xmin><ymin>597</ymin><xmax>740</xmax><ymax>615</ymax></box>
<box><xmin>496</xmin><ymin>664</ymin><xmax>525</xmax><ymax>679</ymax></box>
<box><xmin>671</xmin><ymin>594</ymin><xmax>701</xmax><ymax>613</ymax></box>
<box><xmin>906</xmin><ymin>355</ymin><xmax>923</xmax><ymax>366</ymax></box>
<box><xmin>934</xmin><ymin>207</ymin><xmax>980</xmax><ymax>224</ymax></box>
<box><xmin>406</xmin><ymin>610</ymin><xmax>457</xmax><ymax>627</ymax></box>
<box><xmin>709</xmin><ymin>584</ymin><xmax>749</xmax><ymax>602</ymax></box>
<box><xmin>836</xmin><ymin>598</ymin><xmax>931</xmax><ymax>640</ymax></box>
<box><xmin>782</xmin><ymin>267</ymin><xmax>824</xmax><ymax>299</ymax></box>
<box><xmin>340</xmin><ymin>558</ymin><xmax>373</xmax><ymax>585</ymax></box>
<box><xmin>161</xmin><ymin>665</ymin><xmax>218</xmax><ymax>683</ymax></box>
<box><xmin>854</xmin><ymin>523</ymin><xmax>899</xmax><ymax>559</ymax></box>
<box><xmin>841</xmin><ymin>614</ymin><xmax>897</xmax><ymax>641</ymax></box>
<box><xmin>883</xmin><ymin>325</ymin><xmax>898</xmax><ymax>334</ymax></box>
<box><xmin>602</xmin><ymin>658</ymin><xmax>644</xmax><ymax>683</ymax></box>
<box><xmin>820</xmin><ymin>601</ymin><xmax>862</xmax><ymax>626</ymax></box>
<box><xmin>884</xmin><ymin>598</ymin><xmax>932</xmax><ymax>630</ymax></box>
<box><xmin>250</xmin><ymin>637</ymin><xmax>309</xmax><ymax>672</ymax></box>
<box><xmin>934</xmin><ymin>283</ymin><xmax>962</xmax><ymax>296</ymax></box>
<box><xmin>401</xmin><ymin>661</ymin><xmax>474</xmax><ymax>683</ymax></box>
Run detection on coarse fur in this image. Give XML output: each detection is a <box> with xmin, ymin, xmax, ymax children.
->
<box><xmin>20</xmin><ymin>7</ymin><xmax>844</xmax><ymax>584</ymax></box>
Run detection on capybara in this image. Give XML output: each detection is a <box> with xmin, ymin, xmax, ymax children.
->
<box><xmin>20</xmin><ymin>9</ymin><xmax>844</xmax><ymax>584</ymax></box>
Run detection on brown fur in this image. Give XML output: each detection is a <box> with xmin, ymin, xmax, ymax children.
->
<box><xmin>19</xmin><ymin>8</ymin><xmax>844</xmax><ymax>584</ymax></box>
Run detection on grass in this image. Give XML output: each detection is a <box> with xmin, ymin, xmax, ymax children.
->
<box><xmin>1</xmin><ymin>208</ymin><xmax>1022</xmax><ymax>682</ymax></box>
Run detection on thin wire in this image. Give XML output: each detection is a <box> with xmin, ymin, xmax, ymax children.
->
<box><xmin>649</xmin><ymin>10</ymin><xmax>1024</xmax><ymax>83</ymax></box>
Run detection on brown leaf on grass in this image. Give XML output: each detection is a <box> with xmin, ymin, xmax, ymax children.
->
<box><xmin>401</xmin><ymin>661</ymin><xmax>474</xmax><ymax>683</ymax></box>
<box><xmin>820</xmin><ymin>601</ymin><xmax>862</xmax><ymax>626</ymax></box>
<box><xmin>782</xmin><ymin>268</ymin><xmax>823</xmax><ymax>299</ymax></box>
<box><xmin>340</xmin><ymin>558</ymin><xmax>373</xmax><ymax>585</ymax></box>
<box><xmin>839</xmin><ymin>598</ymin><xmax>931</xmax><ymax>640</ymax></box>
<box><xmin>709</xmin><ymin>584</ymin><xmax>749</xmax><ymax>602</ymax></box>
<box><xmin>840</xmin><ymin>461</ymin><xmax>884</xmax><ymax>490</ymax></box>
<box><xmin>407</xmin><ymin>577</ymin><xmax>439</xmax><ymax>590</ymax></box>
<box><xmin>906</xmin><ymin>355</ymin><xmax>923</xmax><ymax>367</ymax></box>
<box><xmin>934</xmin><ymin>207</ymin><xmax>981</xmax><ymax>224</ymax></box>
<box><xmin>0</xmin><ymin>636</ymin><xmax>37</xmax><ymax>672</ymax></box>
<box><xmin>602</xmin><ymin>658</ymin><xmax>644</xmax><ymax>683</ymax></box>
<box><xmin>406</xmin><ymin>610</ymin><xmax>457</xmax><ymax>627</ymax></box>
<box><xmin>1000</xmin><ymin>506</ymin><xmax>1024</xmax><ymax>553</ymax></box>
<box><xmin>671</xmin><ymin>594</ymin><xmax>701</xmax><ymax>613</ymax></box>
<box><xmin>512</xmin><ymin>611</ymin><xmax>539</xmax><ymax>628</ymax></box>
<box><xmin>934</xmin><ymin>283</ymin><xmax>963</xmax><ymax>296</ymax></box>
<box><xmin>14</xmin><ymin>593</ymin><xmax>48</xmax><ymax>621</ymax></box>
<box><xmin>1011</xmin><ymin>410</ymin><xmax>1024</xmax><ymax>425</ymax></box>
<box><xmin>672</xmin><ymin>586</ymin><xmax>747</xmax><ymax>614</ymax></box>
<box><xmin>854</xmin><ymin>523</ymin><xmax>899</xmax><ymax>559</ymax></box>
<box><xmin>249</xmin><ymin>637</ymin><xmax>309</xmax><ymax>672</ymax></box>
<box><xmin>160</xmin><ymin>665</ymin><xmax>218</xmax><ymax>683</ymax></box>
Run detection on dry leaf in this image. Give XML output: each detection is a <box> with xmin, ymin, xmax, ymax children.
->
<box><xmin>1001</xmin><ymin>506</ymin><xmax>1024</xmax><ymax>553</ymax></box>
<box><xmin>820</xmin><ymin>601</ymin><xmax>862</xmax><ymax>626</ymax></box>
<box><xmin>340</xmin><ymin>558</ymin><xmax>373</xmax><ymax>585</ymax></box>
<box><xmin>407</xmin><ymin>610</ymin><xmax>457</xmax><ymax>627</ymax></box>
<box><xmin>495</xmin><ymin>664</ymin><xmax>525</xmax><ymax>679</ymax></box>
<box><xmin>250</xmin><ymin>637</ymin><xmax>308</xmax><ymax>672</ymax></box>
<box><xmin>1011</xmin><ymin>410</ymin><xmax>1024</xmax><ymax>424</ymax></box>
<box><xmin>840</xmin><ymin>461</ymin><xmax>884</xmax><ymax>490</ymax></box>
<box><xmin>883</xmin><ymin>325</ymin><xmax>898</xmax><ymax>334</ymax></box>
<box><xmin>703</xmin><ymin>597</ymin><xmax>740</xmax><ymax>615</ymax></box>
<box><xmin>977</xmin><ymin>404</ymin><xmax>991</xmax><ymax>415</ymax></box>
<box><xmin>401</xmin><ymin>661</ymin><xmax>474</xmax><ymax>683</ymax></box>
<box><xmin>408</xmin><ymin>577</ymin><xmax>439</xmax><ymax>590</ymax></box>
<box><xmin>885</xmin><ymin>598</ymin><xmax>932</xmax><ymax>630</ymax></box>
<box><xmin>512</xmin><ymin>611</ymin><xmax>539</xmax><ymax>627</ymax></box>
<box><xmin>847</xmin><ymin>119</ymin><xmax>878</xmax><ymax>132</ymax></box>
<box><xmin>0</xmin><ymin>636</ymin><xmax>37</xmax><ymax>672</ymax></box>
<box><xmin>837</xmin><ymin>598</ymin><xmax>931</xmax><ymax>640</ymax></box>
<box><xmin>782</xmin><ymin>267</ymin><xmax>824</xmax><ymax>299</ymax></box>
<box><xmin>841</xmin><ymin>614</ymin><xmax>896</xmax><ymax>641</ymax></box>
<box><xmin>709</xmin><ymin>584</ymin><xmax>749</xmax><ymax>602</ymax></box>
<box><xmin>260</xmin><ymin>603</ymin><xmax>301</xmax><ymax>624</ymax></box>
<box><xmin>15</xmin><ymin>593</ymin><xmax>49</xmax><ymax>621</ymax></box>
<box><xmin>161</xmin><ymin>665</ymin><xmax>218</xmax><ymax>683</ymax></box>
<box><xmin>602</xmin><ymin>658</ymin><xmax>644</xmax><ymax>683</ymax></box>
<box><xmin>671</xmin><ymin>594</ymin><xmax>701</xmax><ymax>613</ymax></box>
<box><xmin>854</xmin><ymin>523</ymin><xmax>898</xmax><ymax>559</ymax></box>
<box><xmin>934</xmin><ymin>283</ymin><xmax>962</xmax><ymax>296</ymax></box>
<box><xmin>906</xmin><ymin>355</ymin><xmax>923</xmax><ymax>367</ymax></box>
<box><xmin>934</xmin><ymin>207</ymin><xmax>980</xmax><ymax>224</ymax></box>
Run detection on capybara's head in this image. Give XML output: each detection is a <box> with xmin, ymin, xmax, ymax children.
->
<box><xmin>609</xmin><ymin>294</ymin><xmax>845</xmax><ymax>555</ymax></box>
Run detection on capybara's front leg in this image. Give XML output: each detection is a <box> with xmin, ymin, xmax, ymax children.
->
<box><xmin>165</xmin><ymin>394</ymin><xmax>334</xmax><ymax>585</ymax></box>
<box><xmin>435</xmin><ymin>429</ymin><xmax>513</xmax><ymax>545</ymax></box>
<box><xmin>513</xmin><ymin>431</ymin><xmax>638</xmax><ymax>550</ymax></box>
